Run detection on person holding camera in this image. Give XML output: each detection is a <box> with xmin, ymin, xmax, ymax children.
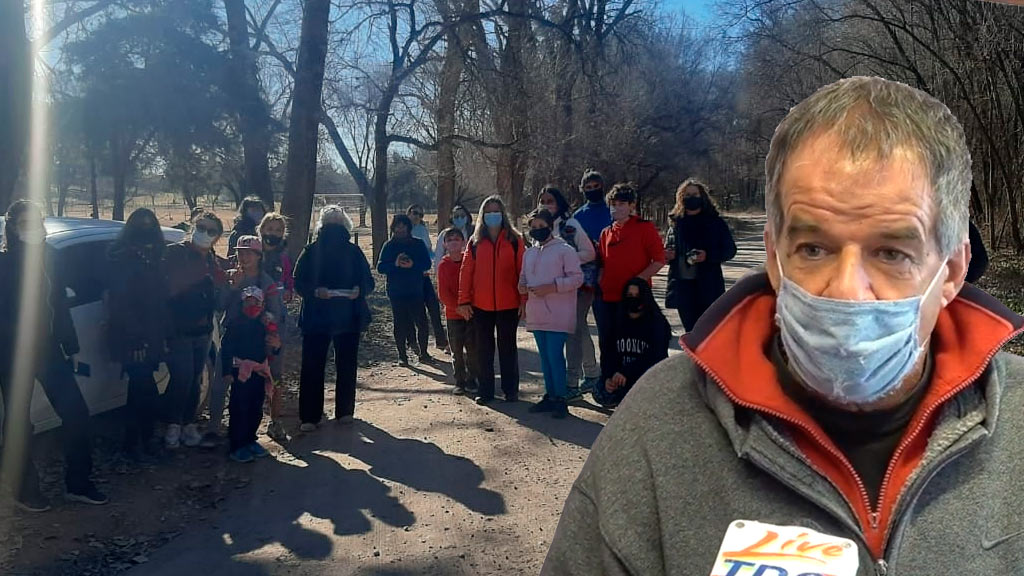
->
<box><xmin>664</xmin><ymin>178</ymin><xmax>737</xmax><ymax>332</ymax></box>
<box><xmin>377</xmin><ymin>214</ymin><xmax>433</xmax><ymax>364</ymax></box>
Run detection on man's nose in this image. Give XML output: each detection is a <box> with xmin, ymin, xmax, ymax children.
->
<box><xmin>822</xmin><ymin>248</ymin><xmax>875</xmax><ymax>301</ymax></box>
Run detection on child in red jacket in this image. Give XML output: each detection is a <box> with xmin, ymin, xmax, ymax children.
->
<box><xmin>438</xmin><ymin>227</ymin><xmax>478</xmax><ymax>395</ymax></box>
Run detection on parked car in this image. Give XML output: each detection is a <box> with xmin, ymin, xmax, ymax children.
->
<box><xmin>0</xmin><ymin>216</ymin><xmax>190</xmax><ymax>433</ymax></box>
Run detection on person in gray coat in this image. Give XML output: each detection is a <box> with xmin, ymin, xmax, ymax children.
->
<box><xmin>543</xmin><ymin>77</ymin><xmax>1024</xmax><ymax>575</ymax></box>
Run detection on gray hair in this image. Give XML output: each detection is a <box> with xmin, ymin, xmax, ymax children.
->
<box><xmin>764</xmin><ymin>76</ymin><xmax>972</xmax><ymax>257</ymax></box>
<box><xmin>315</xmin><ymin>205</ymin><xmax>352</xmax><ymax>239</ymax></box>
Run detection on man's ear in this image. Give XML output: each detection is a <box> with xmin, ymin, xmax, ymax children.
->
<box><xmin>764</xmin><ymin>227</ymin><xmax>780</xmax><ymax>292</ymax></box>
<box><xmin>940</xmin><ymin>240</ymin><xmax>970</xmax><ymax>307</ymax></box>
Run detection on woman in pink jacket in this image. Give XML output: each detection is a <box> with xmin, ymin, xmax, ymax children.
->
<box><xmin>519</xmin><ymin>208</ymin><xmax>583</xmax><ymax>419</ymax></box>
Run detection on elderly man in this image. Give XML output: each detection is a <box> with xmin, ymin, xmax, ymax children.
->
<box><xmin>542</xmin><ymin>76</ymin><xmax>1024</xmax><ymax>575</ymax></box>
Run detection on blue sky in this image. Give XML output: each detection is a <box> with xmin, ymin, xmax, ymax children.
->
<box><xmin>661</xmin><ymin>0</ymin><xmax>717</xmax><ymax>22</ymax></box>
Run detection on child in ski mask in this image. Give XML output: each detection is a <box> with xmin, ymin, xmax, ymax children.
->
<box><xmin>221</xmin><ymin>285</ymin><xmax>281</xmax><ymax>463</ymax></box>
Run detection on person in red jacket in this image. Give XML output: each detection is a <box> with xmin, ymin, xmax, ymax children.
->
<box><xmin>438</xmin><ymin>227</ymin><xmax>478</xmax><ymax>396</ymax></box>
<box><xmin>597</xmin><ymin>183</ymin><xmax>666</xmax><ymax>350</ymax></box>
<box><xmin>457</xmin><ymin>195</ymin><xmax>525</xmax><ymax>405</ymax></box>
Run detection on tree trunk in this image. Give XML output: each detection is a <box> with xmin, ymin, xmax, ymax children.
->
<box><xmin>280</xmin><ymin>0</ymin><xmax>331</xmax><ymax>258</ymax></box>
<box><xmin>435</xmin><ymin>13</ymin><xmax>465</xmax><ymax>234</ymax></box>
<box><xmin>0</xmin><ymin>2</ymin><xmax>30</xmax><ymax>211</ymax></box>
<box><xmin>57</xmin><ymin>182</ymin><xmax>68</xmax><ymax>217</ymax></box>
<box><xmin>89</xmin><ymin>151</ymin><xmax>99</xmax><ymax>219</ymax></box>
<box><xmin>370</xmin><ymin>97</ymin><xmax>396</xmax><ymax>261</ymax></box>
<box><xmin>496</xmin><ymin>0</ymin><xmax>531</xmax><ymax>219</ymax></box>
<box><xmin>111</xmin><ymin>134</ymin><xmax>128</xmax><ymax>221</ymax></box>
<box><xmin>224</xmin><ymin>0</ymin><xmax>274</xmax><ymax>210</ymax></box>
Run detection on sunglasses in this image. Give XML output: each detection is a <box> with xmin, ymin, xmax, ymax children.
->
<box><xmin>195</xmin><ymin>224</ymin><xmax>220</xmax><ymax>235</ymax></box>
<box><xmin>409</xmin><ymin>212</ymin><xmax>423</xmax><ymax>217</ymax></box>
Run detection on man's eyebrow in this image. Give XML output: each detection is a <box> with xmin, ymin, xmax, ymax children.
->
<box><xmin>784</xmin><ymin>216</ymin><xmax>822</xmax><ymax>237</ymax></box>
<box><xmin>877</xmin><ymin>226</ymin><xmax>925</xmax><ymax>243</ymax></box>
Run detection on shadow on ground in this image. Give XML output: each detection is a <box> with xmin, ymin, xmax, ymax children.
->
<box><xmin>125</xmin><ymin>421</ymin><xmax>505</xmax><ymax>576</ymax></box>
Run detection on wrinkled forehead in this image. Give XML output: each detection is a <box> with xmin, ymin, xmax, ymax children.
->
<box><xmin>777</xmin><ymin>134</ymin><xmax>935</xmax><ymax>230</ymax></box>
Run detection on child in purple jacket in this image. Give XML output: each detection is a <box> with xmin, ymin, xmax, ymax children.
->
<box><xmin>519</xmin><ymin>208</ymin><xmax>583</xmax><ymax>418</ymax></box>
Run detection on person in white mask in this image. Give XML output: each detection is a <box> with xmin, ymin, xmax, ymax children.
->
<box><xmin>161</xmin><ymin>211</ymin><xmax>228</xmax><ymax>449</ymax></box>
<box><xmin>543</xmin><ymin>77</ymin><xmax>1024</xmax><ymax>576</ymax></box>
<box><xmin>0</xmin><ymin>200</ymin><xmax>108</xmax><ymax>511</ymax></box>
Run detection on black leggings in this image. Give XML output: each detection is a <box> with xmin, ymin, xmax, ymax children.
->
<box><xmin>472</xmin><ymin>308</ymin><xmax>520</xmax><ymax>399</ymax></box>
<box><xmin>393</xmin><ymin>299</ymin><xmax>428</xmax><ymax>358</ymax></box>
<box><xmin>0</xmin><ymin>341</ymin><xmax>94</xmax><ymax>495</ymax></box>
<box><xmin>299</xmin><ymin>332</ymin><xmax>361</xmax><ymax>424</ymax></box>
<box><xmin>123</xmin><ymin>362</ymin><xmax>160</xmax><ymax>451</ymax></box>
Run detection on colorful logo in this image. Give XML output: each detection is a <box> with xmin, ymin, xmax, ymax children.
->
<box><xmin>709</xmin><ymin>520</ymin><xmax>859</xmax><ymax>576</ymax></box>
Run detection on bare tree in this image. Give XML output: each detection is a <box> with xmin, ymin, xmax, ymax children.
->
<box><xmin>224</xmin><ymin>0</ymin><xmax>276</xmax><ymax>208</ymax></box>
<box><xmin>280</xmin><ymin>0</ymin><xmax>332</xmax><ymax>256</ymax></box>
<box><xmin>0</xmin><ymin>2</ymin><xmax>30</xmax><ymax>211</ymax></box>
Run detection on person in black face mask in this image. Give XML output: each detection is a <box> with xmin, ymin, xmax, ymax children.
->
<box><xmin>664</xmin><ymin>178</ymin><xmax>736</xmax><ymax>332</ymax></box>
<box><xmin>293</xmin><ymin>206</ymin><xmax>375</xmax><ymax>432</ymax></box>
<box><xmin>105</xmin><ymin>208</ymin><xmax>170</xmax><ymax>463</ymax></box>
<box><xmin>256</xmin><ymin>212</ymin><xmax>294</xmax><ymax>441</ymax></box>
<box><xmin>592</xmin><ymin>278</ymin><xmax>671</xmax><ymax>408</ymax></box>
<box><xmin>572</xmin><ymin>169</ymin><xmax>613</xmax><ymax>360</ymax></box>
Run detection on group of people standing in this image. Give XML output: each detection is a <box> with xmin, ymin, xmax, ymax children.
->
<box><xmin>0</xmin><ymin>168</ymin><xmax>739</xmax><ymax>512</ymax></box>
<box><xmin>376</xmin><ymin>169</ymin><xmax>740</xmax><ymax>418</ymax></box>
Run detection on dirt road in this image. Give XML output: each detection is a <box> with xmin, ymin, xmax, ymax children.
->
<box><xmin>3</xmin><ymin>214</ymin><xmax>767</xmax><ymax>576</ymax></box>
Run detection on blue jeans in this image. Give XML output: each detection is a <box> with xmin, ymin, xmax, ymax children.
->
<box><xmin>534</xmin><ymin>331</ymin><xmax>569</xmax><ymax>401</ymax></box>
<box><xmin>165</xmin><ymin>333</ymin><xmax>213</xmax><ymax>425</ymax></box>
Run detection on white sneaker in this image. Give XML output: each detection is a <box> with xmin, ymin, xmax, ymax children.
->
<box><xmin>182</xmin><ymin>424</ymin><xmax>202</xmax><ymax>447</ymax></box>
<box><xmin>299</xmin><ymin>422</ymin><xmax>316</xmax><ymax>433</ymax></box>
<box><xmin>165</xmin><ymin>424</ymin><xmax>182</xmax><ymax>449</ymax></box>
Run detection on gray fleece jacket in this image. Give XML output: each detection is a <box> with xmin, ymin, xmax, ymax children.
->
<box><xmin>542</xmin><ymin>273</ymin><xmax>1024</xmax><ymax>576</ymax></box>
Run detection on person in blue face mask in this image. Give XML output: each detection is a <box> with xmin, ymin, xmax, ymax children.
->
<box><xmin>543</xmin><ymin>77</ymin><xmax>1024</xmax><ymax>576</ymax></box>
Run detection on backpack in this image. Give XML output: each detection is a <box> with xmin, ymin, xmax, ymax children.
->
<box><xmin>559</xmin><ymin>219</ymin><xmax>598</xmax><ymax>288</ymax></box>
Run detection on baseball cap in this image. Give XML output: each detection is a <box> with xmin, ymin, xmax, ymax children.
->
<box><xmin>235</xmin><ymin>235</ymin><xmax>263</xmax><ymax>253</ymax></box>
<box><xmin>241</xmin><ymin>285</ymin><xmax>265</xmax><ymax>302</ymax></box>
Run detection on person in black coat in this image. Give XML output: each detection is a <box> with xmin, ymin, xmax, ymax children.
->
<box><xmin>664</xmin><ymin>179</ymin><xmax>737</xmax><ymax>332</ymax></box>
<box><xmin>593</xmin><ymin>278</ymin><xmax>672</xmax><ymax>408</ymax></box>
<box><xmin>966</xmin><ymin>220</ymin><xmax>988</xmax><ymax>283</ymax></box>
<box><xmin>293</xmin><ymin>206</ymin><xmax>375</xmax><ymax>430</ymax></box>
<box><xmin>377</xmin><ymin>214</ymin><xmax>432</xmax><ymax>364</ymax></box>
<box><xmin>105</xmin><ymin>208</ymin><xmax>170</xmax><ymax>462</ymax></box>
<box><xmin>227</xmin><ymin>196</ymin><xmax>266</xmax><ymax>259</ymax></box>
<box><xmin>0</xmin><ymin>200</ymin><xmax>107</xmax><ymax>511</ymax></box>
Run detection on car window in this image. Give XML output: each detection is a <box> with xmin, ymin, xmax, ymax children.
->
<box><xmin>56</xmin><ymin>241</ymin><xmax>113</xmax><ymax>307</ymax></box>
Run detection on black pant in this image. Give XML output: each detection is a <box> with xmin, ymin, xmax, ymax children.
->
<box><xmin>597</xmin><ymin>300</ymin><xmax>620</xmax><ymax>357</ymax></box>
<box><xmin>393</xmin><ymin>299</ymin><xmax>428</xmax><ymax>359</ymax></box>
<box><xmin>423</xmin><ymin>277</ymin><xmax>448</xmax><ymax>348</ymax></box>
<box><xmin>0</xmin><ymin>341</ymin><xmax>93</xmax><ymax>496</ymax></box>
<box><xmin>473</xmin><ymin>308</ymin><xmax>520</xmax><ymax>399</ymax></box>
<box><xmin>124</xmin><ymin>362</ymin><xmax>159</xmax><ymax>451</ymax></box>
<box><xmin>447</xmin><ymin>317</ymin><xmax>477</xmax><ymax>384</ymax></box>
<box><xmin>299</xmin><ymin>332</ymin><xmax>360</xmax><ymax>424</ymax></box>
<box><xmin>228</xmin><ymin>371</ymin><xmax>266</xmax><ymax>451</ymax></box>
<box><xmin>675</xmin><ymin>282</ymin><xmax>719</xmax><ymax>333</ymax></box>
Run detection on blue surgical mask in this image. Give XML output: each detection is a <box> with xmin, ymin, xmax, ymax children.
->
<box><xmin>484</xmin><ymin>212</ymin><xmax>503</xmax><ymax>227</ymax></box>
<box><xmin>453</xmin><ymin>216</ymin><xmax>468</xmax><ymax>228</ymax></box>
<box><xmin>774</xmin><ymin>256</ymin><xmax>944</xmax><ymax>404</ymax></box>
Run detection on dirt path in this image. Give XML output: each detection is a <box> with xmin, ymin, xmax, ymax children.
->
<box><xmin>2</xmin><ymin>214</ymin><xmax>768</xmax><ymax>576</ymax></box>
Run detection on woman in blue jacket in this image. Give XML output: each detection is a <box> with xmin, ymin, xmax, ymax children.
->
<box><xmin>377</xmin><ymin>214</ymin><xmax>432</xmax><ymax>364</ymax></box>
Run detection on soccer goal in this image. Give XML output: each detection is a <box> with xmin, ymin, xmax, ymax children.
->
<box><xmin>311</xmin><ymin>193</ymin><xmax>368</xmax><ymax>230</ymax></box>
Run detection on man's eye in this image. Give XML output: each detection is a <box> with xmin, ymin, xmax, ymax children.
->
<box><xmin>797</xmin><ymin>244</ymin><xmax>826</xmax><ymax>259</ymax></box>
<box><xmin>877</xmin><ymin>248</ymin><xmax>910</xmax><ymax>263</ymax></box>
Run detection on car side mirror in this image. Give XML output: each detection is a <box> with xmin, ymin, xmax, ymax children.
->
<box><xmin>65</xmin><ymin>287</ymin><xmax>76</xmax><ymax>299</ymax></box>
